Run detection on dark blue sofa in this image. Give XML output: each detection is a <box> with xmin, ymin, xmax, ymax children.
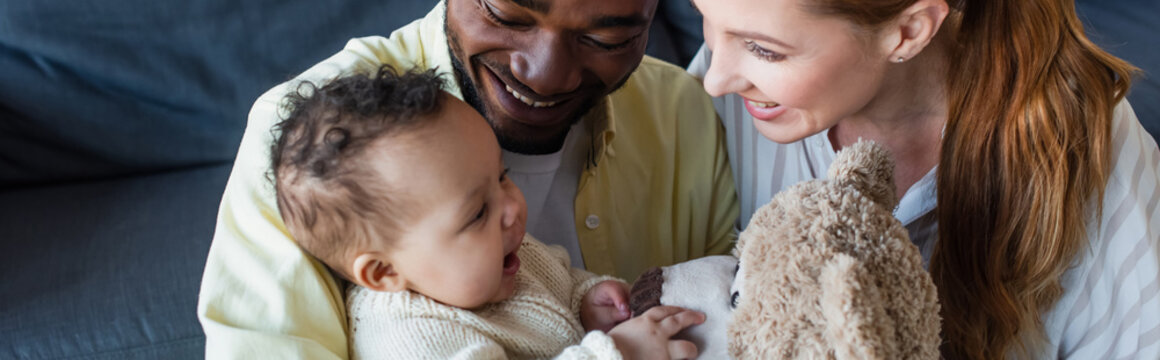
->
<box><xmin>0</xmin><ymin>0</ymin><xmax>1155</xmax><ymax>358</ymax></box>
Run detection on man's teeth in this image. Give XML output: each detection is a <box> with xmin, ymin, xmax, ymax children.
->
<box><xmin>506</xmin><ymin>85</ymin><xmax>558</xmax><ymax>108</ymax></box>
<box><xmin>747</xmin><ymin>100</ymin><xmax>779</xmax><ymax>108</ymax></box>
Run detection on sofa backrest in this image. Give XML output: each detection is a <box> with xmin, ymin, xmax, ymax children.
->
<box><xmin>0</xmin><ymin>0</ymin><xmax>434</xmax><ymax>187</ymax></box>
<box><xmin>1</xmin><ymin>0</ymin><xmax>1154</xmax><ymax>188</ymax></box>
<box><xmin>1077</xmin><ymin>0</ymin><xmax>1160</xmax><ymax>143</ymax></box>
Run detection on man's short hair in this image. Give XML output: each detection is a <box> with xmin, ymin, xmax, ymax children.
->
<box><xmin>270</xmin><ymin>65</ymin><xmax>446</xmax><ymax>280</ymax></box>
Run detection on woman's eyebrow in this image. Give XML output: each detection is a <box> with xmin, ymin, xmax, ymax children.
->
<box><xmin>728</xmin><ymin>29</ymin><xmax>797</xmax><ymax>51</ymax></box>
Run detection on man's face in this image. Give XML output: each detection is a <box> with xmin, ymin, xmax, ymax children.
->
<box><xmin>446</xmin><ymin>0</ymin><xmax>658</xmax><ymax>154</ymax></box>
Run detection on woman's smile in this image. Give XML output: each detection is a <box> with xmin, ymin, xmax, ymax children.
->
<box><xmin>742</xmin><ymin>97</ymin><xmax>787</xmax><ymax>121</ymax></box>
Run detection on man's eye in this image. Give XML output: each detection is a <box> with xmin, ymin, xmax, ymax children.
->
<box><xmin>500</xmin><ymin>168</ymin><xmax>510</xmax><ymax>182</ymax></box>
<box><xmin>586</xmin><ymin>35</ymin><xmax>639</xmax><ymax>51</ymax></box>
<box><xmin>730</xmin><ymin>291</ymin><xmax>739</xmax><ymax>308</ymax></box>
<box><xmin>744</xmin><ymin>40</ymin><xmax>786</xmax><ymax>62</ymax></box>
<box><xmin>481</xmin><ymin>1</ymin><xmax>525</xmax><ymax>27</ymax></box>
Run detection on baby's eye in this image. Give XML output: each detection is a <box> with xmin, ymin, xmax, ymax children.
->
<box><xmin>473</xmin><ymin>204</ymin><xmax>488</xmax><ymax>223</ymax></box>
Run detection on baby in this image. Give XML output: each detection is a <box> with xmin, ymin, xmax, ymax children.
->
<box><xmin>270</xmin><ymin>65</ymin><xmax>704</xmax><ymax>359</ymax></box>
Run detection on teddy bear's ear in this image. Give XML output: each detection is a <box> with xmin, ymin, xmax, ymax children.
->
<box><xmin>820</xmin><ymin>253</ymin><xmax>899</xmax><ymax>360</ymax></box>
<box><xmin>828</xmin><ymin>140</ymin><xmax>898</xmax><ymax>210</ymax></box>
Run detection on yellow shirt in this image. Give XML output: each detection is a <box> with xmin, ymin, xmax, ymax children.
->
<box><xmin>197</xmin><ymin>2</ymin><xmax>737</xmax><ymax>358</ymax></box>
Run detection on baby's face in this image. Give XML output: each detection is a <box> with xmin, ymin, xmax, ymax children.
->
<box><xmin>368</xmin><ymin>96</ymin><xmax>528</xmax><ymax>309</ymax></box>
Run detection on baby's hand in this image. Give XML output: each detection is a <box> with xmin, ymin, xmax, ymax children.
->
<box><xmin>608</xmin><ymin>306</ymin><xmax>705</xmax><ymax>360</ymax></box>
<box><xmin>581</xmin><ymin>280</ymin><xmax>631</xmax><ymax>332</ymax></box>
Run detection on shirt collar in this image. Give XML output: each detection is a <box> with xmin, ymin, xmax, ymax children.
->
<box><xmin>421</xmin><ymin>1</ymin><xmax>461</xmax><ymax>99</ymax></box>
<box><xmin>584</xmin><ymin>98</ymin><xmax>613</xmax><ymax>169</ymax></box>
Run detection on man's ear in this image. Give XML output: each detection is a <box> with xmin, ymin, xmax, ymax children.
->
<box><xmin>352</xmin><ymin>253</ymin><xmax>407</xmax><ymax>292</ymax></box>
<box><xmin>881</xmin><ymin>0</ymin><xmax>950</xmax><ymax>63</ymax></box>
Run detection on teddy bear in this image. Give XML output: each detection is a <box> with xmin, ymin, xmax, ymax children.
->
<box><xmin>629</xmin><ymin>140</ymin><xmax>941</xmax><ymax>359</ymax></box>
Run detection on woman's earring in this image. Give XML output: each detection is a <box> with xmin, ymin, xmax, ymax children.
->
<box><xmin>895</xmin><ymin>57</ymin><xmax>905</xmax><ymax>63</ymax></box>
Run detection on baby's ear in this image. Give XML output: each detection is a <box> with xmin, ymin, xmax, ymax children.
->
<box><xmin>352</xmin><ymin>253</ymin><xmax>406</xmax><ymax>292</ymax></box>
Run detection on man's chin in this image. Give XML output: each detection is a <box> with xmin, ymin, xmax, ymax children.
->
<box><xmin>492</xmin><ymin>122</ymin><xmax>573</xmax><ymax>155</ymax></box>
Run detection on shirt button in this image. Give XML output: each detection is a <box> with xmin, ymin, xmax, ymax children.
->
<box><xmin>585</xmin><ymin>215</ymin><xmax>600</xmax><ymax>229</ymax></box>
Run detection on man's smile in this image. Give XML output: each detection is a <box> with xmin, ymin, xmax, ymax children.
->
<box><xmin>504</xmin><ymin>84</ymin><xmax>558</xmax><ymax>108</ymax></box>
<box><xmin>478</xmin><ymin>62</ymin><xmax>582</xmax><ymax>128</ymax></box>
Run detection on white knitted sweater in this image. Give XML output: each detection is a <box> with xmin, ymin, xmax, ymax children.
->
<box><xmin>347</xmin><ymin>235</ymin><xmax>624</xmax><ymax>359</ymax></box>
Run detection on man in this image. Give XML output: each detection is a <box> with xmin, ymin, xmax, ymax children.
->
<box><xmin>197</xmin><ymin>0</ymin><xmax>737</xmax><ymax>358</ymax></box>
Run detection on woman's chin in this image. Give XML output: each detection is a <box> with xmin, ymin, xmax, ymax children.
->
<box><xmin>753</xmin><ymin>118</ymin><xmax>809</xmax><ymax>144</ymax></box>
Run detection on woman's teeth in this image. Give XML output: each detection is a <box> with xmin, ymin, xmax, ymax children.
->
<box><xmin>747</xmin><ymin>100</ymin><xmax>779</xmax><ymax>108</ymax></box>
<box><xmin>506</xmin><ymin>85</ymin><xmax>558</xmax><ymax>108</ymax></box>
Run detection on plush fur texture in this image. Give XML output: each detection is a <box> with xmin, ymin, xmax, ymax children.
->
<box><xmin>630</xmin><ymin>140</ymin><xmax>941</xmax><ymax>359</ymax></box>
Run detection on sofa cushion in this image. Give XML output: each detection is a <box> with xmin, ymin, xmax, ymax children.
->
<box><xmin>0</xmin><ymin>164</ymin><xmax>231</xmax><ymax>359</ymax></box>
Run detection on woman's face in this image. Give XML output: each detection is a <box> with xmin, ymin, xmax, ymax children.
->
<box><xmin>695</xmin><ymin>0</ymin><xmax>893</xmax><ymax>144</ymax></box>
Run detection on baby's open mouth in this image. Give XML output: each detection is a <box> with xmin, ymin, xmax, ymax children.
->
<box><xmin>502</xmin><ymin>250</ymin><xmax>520</xmax><ymax>275</ymax></box>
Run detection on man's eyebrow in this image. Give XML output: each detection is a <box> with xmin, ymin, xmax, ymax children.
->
<box><xmin>728</xmin><ymin>30</ymin><xmax>797</xmax><ymax>50</ymax></box>
<box><xmin>508</xmin><ymin>0</ymin><xmax>550</xmax><ymax>13</ymax></box>
<box><xmin>591</xmin><ymin>15</ymin><xmax>649</xmax><ymax>29</ymax></box>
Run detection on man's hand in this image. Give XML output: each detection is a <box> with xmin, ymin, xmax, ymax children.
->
<box><xmin>608</xmin><ymin>306</ymin><xmax>705</xmax><ymax>360</ymax></box>
<box><xmin>581</xmin><ymin>280</ymin><xmax>632</xmax><ymax>332</ymax></box>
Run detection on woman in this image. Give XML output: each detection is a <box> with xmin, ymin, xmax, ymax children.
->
<box><xmin>686</xmin><ymin>0</ymin><xmax>1160</xmax><ymax>358</ymax></box>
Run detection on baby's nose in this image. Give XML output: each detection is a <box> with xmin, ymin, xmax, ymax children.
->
<box><xmin>501</xmin><ymin>198</ymin><xmax>521</xmax><ymax>229</ymax></box>
<box><xmin>502</xmin><ymin>207</ymin><xmax>516</xmax><ymax>228</ymax></box>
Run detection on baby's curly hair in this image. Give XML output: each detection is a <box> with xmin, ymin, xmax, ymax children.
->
<box><xmin>271</xmin><ymin>65</ymin><xmax>446</xmax><ymax>281</ymax></box>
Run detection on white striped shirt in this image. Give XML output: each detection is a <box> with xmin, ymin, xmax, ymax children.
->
<box><xmin>688</xmin><ymin>46</ymin><xmax>1160</xmax><ymax>359</ymax></box>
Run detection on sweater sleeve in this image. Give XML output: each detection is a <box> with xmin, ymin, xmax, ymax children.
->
<box><xmin>349</xmin><ymin>310</ymin><xmax>623</xmax><ymax>360</ymax></box>
<box><xmin>527</xmin><ymin>236</ymin><xmax>626</xmax><ymax>316</ymax></box>
<box><xmin>569</xmin><ymin>267</ymin><xmax>626</xmax><ymax>316</ymax></box>
<box><xmin>554</xmin><ymin>331</ymin><xmax>625</xmax><ymax>360</ymax></box>
<box><xmin>561</xmin><ymin>245</ymin><xmax>626</xmax><ymax>318</ymax></box>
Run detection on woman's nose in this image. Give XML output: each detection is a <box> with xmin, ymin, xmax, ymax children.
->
<box><xmin>702</xmin><ymin>50</ymin><xmax>748</xmax><ymax>97</ymax></box>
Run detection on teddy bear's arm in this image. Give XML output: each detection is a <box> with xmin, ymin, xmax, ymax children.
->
<box><xmin>628</xmin><ymin>267</ymin><xmax>665</xmax><ymax>317</ymax></box>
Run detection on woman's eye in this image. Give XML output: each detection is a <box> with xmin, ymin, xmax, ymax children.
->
<box><xmin>745</xmin><ymin>40</ymin><xmax>786</xmax><ymax>62</ymax></box>
<box><xmin>482</xmin><ymin>1</ymin><xmax>525</xmax><ymax>27</ymax></box>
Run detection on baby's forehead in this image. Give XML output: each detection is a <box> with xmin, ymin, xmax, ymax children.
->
<box><xmin>365</xmin><ymin>132</ymin><xmax>493</xmax><ymax>198</ymax></box>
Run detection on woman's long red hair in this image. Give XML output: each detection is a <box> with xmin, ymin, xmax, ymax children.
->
<box><xmin>811</xmin><ymin>0</ymin><xmax>1137</xmax><ymax>357</ymax></box>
